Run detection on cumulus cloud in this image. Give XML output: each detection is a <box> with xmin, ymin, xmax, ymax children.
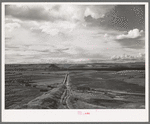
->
<box><xmin>114</xmin><ymin>29</ymin><xmax>145</xmax><ymax>49</ymax></box>
<box><xmin>111</xmin><ymin>53</ymin><xmax>145</xmax><ymax>61</ymax></box>
<box><xmin>116</xmin><ymin>29</ymin><xmax>144</xmax><ymax>39</ymax></box>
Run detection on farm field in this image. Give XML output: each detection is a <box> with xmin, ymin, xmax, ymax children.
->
<box><xmin>5</xmin><ymin>63</ymin><xmax>145</xmax><ymax>109</ymax></box>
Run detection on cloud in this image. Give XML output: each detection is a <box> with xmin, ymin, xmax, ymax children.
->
<box><xmin>5</xmin><ymin>4</ymin><xmax>116</xmax><ymax>37</ymax></box>
<box><xmin>84</xmin><ymin>8</ymin><xmax>100</xmax><ymax>19</ymax></box>
<box><xmin>104</xmin><ymin>33</ymin><xmax>109</xmax><ymax>38</ymax></box>
<box><xmin>5</xmin><ymin>5</ymin><xmax>58</xmax><ymax>21</ymax></box>
<box><xmin>5</xmin><ymin>4</ymin><xmax>145</xmax><ymax>64</ymax></box>
<box><xmin>38</xmin><ymin>58</ymin><xmax>92</xmax><ymax>64</ymax></box>
<box><xmin>103</xmin><ymin>33</ymin><xmax>115</xmax><ymax>39</ymax></box>
<box><xmin>84</xmin><ymin>6</ymin><xmax>114</xmax><ymax>19</ymax></box>
<box><xmin>114</xmin><ymin>29</ymin><xmax>145</xmax><ymax>49</ymax></box>
<box><xmin>116</xmin><ymin>38</ymin><xmax>145</xmax><ymax>49</ymax></box>
<box><xmin>51</xmin><ymin>5</ymin><xmax>85</xmax><ymax>22</ymax></box>
<box><xmin>111</xmin><ymin>53</ymin><xmax>145</xmax><ymax>61</ymax></box>
<box><xmin>116</xmin><ymin>29</ymin><xmax>144</xmax><ymax>39</ymax></box>
<box><xmin>5</xmin><ymin>5</ymin><xmax>83</xmax><ymax>22</ymax></box>
<box><xmin>5</xmin><ymin>17</ymin><xmax>22</xmax><ymax>24</ymax></box>
<box><xmin>6</xmin><ymin>4</ymin><xmax>115</xmax><ymax>22</ymax></box>
<box><xmin>32</xmin><ymin>21</ymin><xmax>77</xmax><ymax>36</ymax></box>
<box><xmin>85</xmin><ymin>5</ymin><xmax>145</xmax><ymax>31</ymax></box>
<box><xmin>5</xmin><ymin>22</ymin><xmax>20</xmax><ymax>32</ymax></box>
<box><xmin>41</xmin><ymin>28</ymin><xmax>59</xmax><ymax>36</ymax></box>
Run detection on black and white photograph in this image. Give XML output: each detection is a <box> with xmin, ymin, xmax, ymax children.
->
<box><xmin>2</xmin><ymin>2</ymin><xmax>149</xmax><ymax>122</ymax></box>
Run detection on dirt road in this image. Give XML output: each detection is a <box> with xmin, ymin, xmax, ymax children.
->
<box><xmin>60</xmin><ymin>73</ymin><xmax>71</xmax><ymax>109</ymax></box>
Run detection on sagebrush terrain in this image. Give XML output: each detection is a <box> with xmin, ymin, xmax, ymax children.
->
<box><xmin>5</xmin><ymin>62</ymin><xmax>145</xmax><ymax>109</ymax></box>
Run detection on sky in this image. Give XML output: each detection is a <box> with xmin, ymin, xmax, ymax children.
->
<box><xmin>5</xmin><ymin>4</ymin><xmax>145</xmax><ymax>64</ymax></box>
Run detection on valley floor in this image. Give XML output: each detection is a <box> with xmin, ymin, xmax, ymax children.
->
<box><xmin>5</xmin><ymin>64</ymin><xmax>145</xmax><ymax>109</ymax></box>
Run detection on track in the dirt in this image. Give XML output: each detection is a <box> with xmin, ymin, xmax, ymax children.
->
<box><xmin>61</xmin><ymin>73</ymin><xmax>71</xmax><ymax>109</ymax></box>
